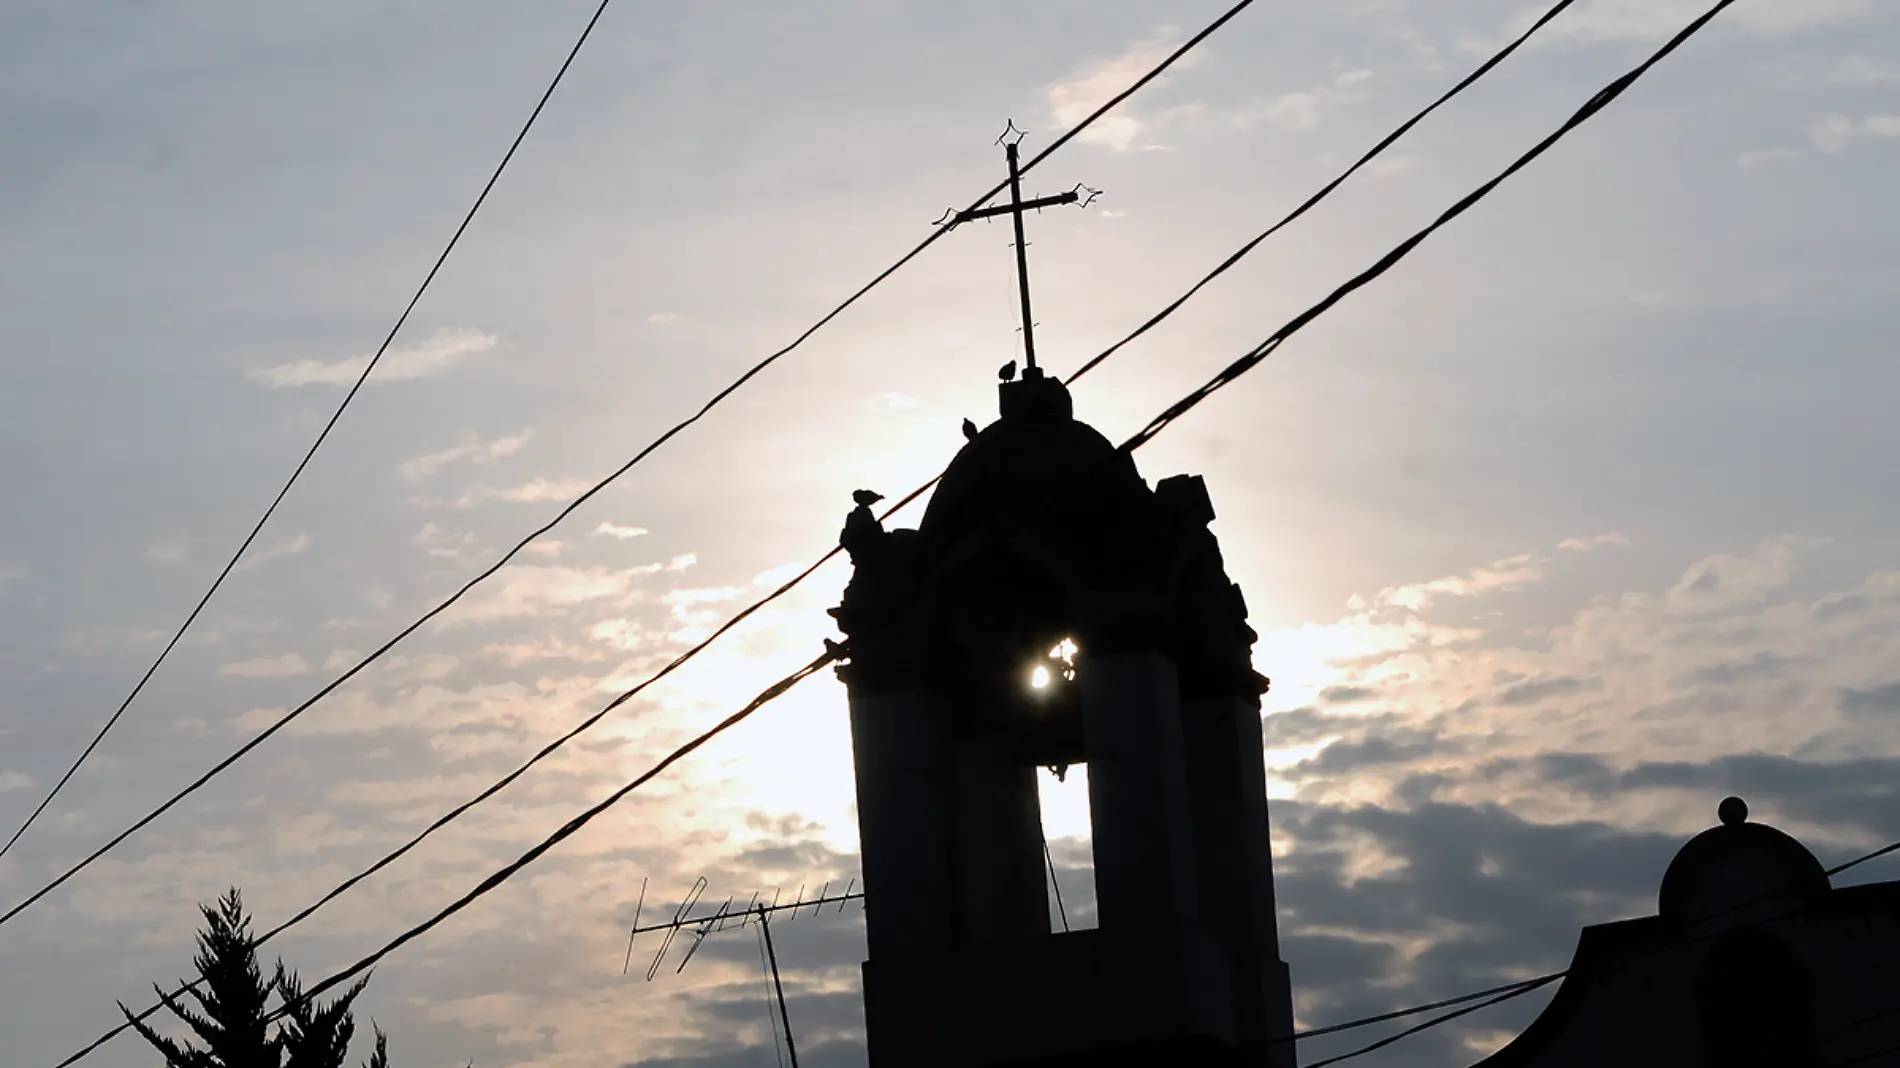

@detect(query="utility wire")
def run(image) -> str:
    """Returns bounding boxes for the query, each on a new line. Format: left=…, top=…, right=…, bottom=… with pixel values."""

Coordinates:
left=1063, top=0, right=1581, bottom=385
left=260, top=647, right=840, bottom=1023
left=65, top=0, right=1582, bottom=951
left=0, top=0, right=622, bottom=862
left=50, top=3, right=1731, bottom=1059
left=1269, top=810, right=1899, bottom=1061
left=1117, top=0, right=1741, bottom=456
left=211, top=0, right=1744, bottom=1033
left=1278, top=974, right=1565, bottom=1047
left=0, top=0, right=1258, bottom=930
left=49, top=567, right=842, bottom=1067
left=1302, top=974, right=1563, bottom=1068
left=1044, top=837, right=1070, bottom=933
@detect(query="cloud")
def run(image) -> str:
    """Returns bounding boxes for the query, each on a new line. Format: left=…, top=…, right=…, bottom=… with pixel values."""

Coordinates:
left=594, top=522, right=650, bottom=540
left=398, top=429, right=532, bottom=480
left=1045, top=30, right=1196, bottom=151
left=647, top=312, right=682, bottom=325
left=1809, top=114, right=1900, bottom=154
left=1665, top=535, right=1827, bottom=614
left=1557, top=533, right=1629, bottom=552
left=234, top=531, right=311, bottom=571
left=44, top=524, right=1900, bottom=1068
left=1046, top=37, right=1369, bottom=152
left=455, top=477, right=591, bottom=508
left=1230, top=70, right=1376, bottom=133
left=413, top=523, right=481, bottom=563
left=1320, top=685, right=1379, bottom=705
left=1485, top=0, right=1875, bottom=46
left=1738, top=147, right=1803, bottom=171
left=482, top=637, right=607, bottom=667
left=1840, top=680, right=1900, bottom=717
left=867, top=392, right=918, bottom=411
left=449, top=564, right=658, bottom=624
left=753, top=562, right=807, bottom=589
left=1494, top=674, right=1602, bottom=707
left=248, top=327, right=496, bottom=388
left=1379, top=554, right=1545, bottom=611
left=218, top=653, right=311, bottom=679
left=1367, top=153, right=1424, bottom=179
left=145, top=540, right=190, bottom=565
left=663, top=586, right=748, bottom=623
left=0, top=771, right=33, bottom=793
left=1825, top=56, right=1899, bottom=86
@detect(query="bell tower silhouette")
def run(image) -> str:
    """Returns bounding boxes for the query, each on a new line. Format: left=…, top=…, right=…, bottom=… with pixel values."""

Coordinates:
left=831, top=368, right=1296, bottom=1067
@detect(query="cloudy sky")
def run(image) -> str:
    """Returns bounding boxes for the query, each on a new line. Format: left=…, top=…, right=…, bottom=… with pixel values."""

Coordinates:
left=2, top=0, right=1898, bottom=1065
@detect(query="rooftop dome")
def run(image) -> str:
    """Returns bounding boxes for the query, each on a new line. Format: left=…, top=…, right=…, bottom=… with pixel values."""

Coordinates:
left=1658, top=796, right=1829, bottom=929
left=916, top=372, right=1153, bottom=575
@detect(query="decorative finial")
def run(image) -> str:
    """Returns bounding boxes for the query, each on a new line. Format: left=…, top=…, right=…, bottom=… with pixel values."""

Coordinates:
left=961, top=418, right=979, bottom=441
left=1718, top=796, right=1748, bottom=827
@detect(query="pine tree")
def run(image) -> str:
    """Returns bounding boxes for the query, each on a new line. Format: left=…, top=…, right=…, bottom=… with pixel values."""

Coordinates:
left=121, top=888, right=391, bottom=1068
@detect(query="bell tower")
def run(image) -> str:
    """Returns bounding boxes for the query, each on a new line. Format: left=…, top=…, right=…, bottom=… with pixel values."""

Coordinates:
left=831, top=368, right=1296, bottom=1067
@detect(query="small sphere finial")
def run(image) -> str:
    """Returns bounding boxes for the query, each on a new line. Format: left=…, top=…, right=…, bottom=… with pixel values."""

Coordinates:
left=1718, top=796, right=1748, bottom=827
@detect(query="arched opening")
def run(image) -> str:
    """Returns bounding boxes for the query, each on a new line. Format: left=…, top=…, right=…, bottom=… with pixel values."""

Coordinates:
left=1694, top=928, right=1818, bottom=1068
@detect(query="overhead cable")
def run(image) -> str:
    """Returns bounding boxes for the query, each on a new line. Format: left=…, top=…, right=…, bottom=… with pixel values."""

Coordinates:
left=51, top=1, right=1742, bottom=1060
left=0, top=0, right=623, bottom=862
left=0, top=0, right=1261, bottom=928
left=221, top=0, right=1744, bottom=1037
left=20, top=0, right=1582, bottom=962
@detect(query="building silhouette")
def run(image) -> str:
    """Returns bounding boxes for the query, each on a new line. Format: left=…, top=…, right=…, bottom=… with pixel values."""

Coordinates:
left=1477, top=796, right=1900, bottom=1067
left=827, top=367, right=1900, bottom=1068
left=832, top=368, right=1295, bottom=1066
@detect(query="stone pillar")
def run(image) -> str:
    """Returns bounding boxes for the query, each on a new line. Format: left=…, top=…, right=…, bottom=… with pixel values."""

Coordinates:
left=1184, top=695, right=1297, bottom=1068
left=950, top=732, right=1050, bottom=944
left=1080, top=652, right=1201, bottom=930
left=848, top=689, right=955, bottom=959
left=1076, top=652, right=1240, bottom=1054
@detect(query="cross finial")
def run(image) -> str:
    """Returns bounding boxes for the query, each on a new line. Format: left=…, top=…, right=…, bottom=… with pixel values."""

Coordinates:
left=944, top=123, right=1099, bottom=379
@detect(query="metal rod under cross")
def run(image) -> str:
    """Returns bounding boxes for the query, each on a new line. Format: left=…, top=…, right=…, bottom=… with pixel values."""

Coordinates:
left=951, top=125, right=1099, bottom=377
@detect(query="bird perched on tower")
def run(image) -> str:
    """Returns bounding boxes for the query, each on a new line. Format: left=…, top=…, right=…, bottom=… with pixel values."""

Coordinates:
left=841, top=490, right=886, bottom=562
left=998, top=360, right=1018, bottom=382
left=962, top=418, right=979, bottom=441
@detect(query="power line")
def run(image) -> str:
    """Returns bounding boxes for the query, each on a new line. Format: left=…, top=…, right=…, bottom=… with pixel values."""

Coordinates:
left=0, top=0, right=1259, bottom=930
left=1270, top=817, right=1900, bottom=1063
left=1063, top=0, right=1582, bottom=385
left=1043, top=837, right=1071, bottom=933
left=260, top=647, right=841, bottom=1026
left=0, top=0, right=623, bottom=862
left=49, top=575, right=838, bottom=1064
left=38, top=0, right=1583, bottom=953
left=1279, top=974, right=1565, bottom=1047
left=218, top=0, right=1744, bottom=1032
left=1302, top=974, right=1563, bottom=1068
left=48, top=2, right=1730, bottom=1058
left=1117, top=0, right=1742, bottom=456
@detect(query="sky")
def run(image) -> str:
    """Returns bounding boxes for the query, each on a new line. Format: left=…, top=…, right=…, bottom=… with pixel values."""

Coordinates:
left=1, top=0, right=1898, bottom=1065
